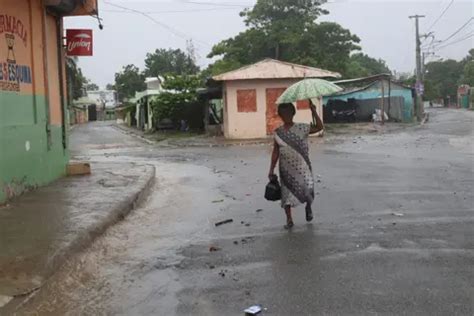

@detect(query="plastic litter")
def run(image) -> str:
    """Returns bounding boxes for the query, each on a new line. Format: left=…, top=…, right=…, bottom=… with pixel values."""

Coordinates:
left=244, top=305, right=262, bottom=315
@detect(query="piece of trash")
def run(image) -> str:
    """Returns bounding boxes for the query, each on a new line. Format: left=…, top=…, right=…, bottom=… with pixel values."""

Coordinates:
left=391, top=212, right=404, bottom=217
left=209, top=246, right=221, bottom=252
left=392, top=222, right=397, bottom=225
left=245, top=223, right=251, bottom=227
left=256, top=209, right=263, bottom=213
left=244, top=305, right=262, bottom=315
left=212, top=199, right=224, bottom=203
left=215, top=219, right=233, bottom=227
left=317, top=179, right=321, bottom=183
left=219, top=270, right=226, bottom=277
left=233, top=241, right=239, bottom=245
left=241, top=221, right=245, bottom=224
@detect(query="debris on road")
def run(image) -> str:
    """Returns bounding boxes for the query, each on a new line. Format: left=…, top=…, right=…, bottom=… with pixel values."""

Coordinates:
left=212, top=199, right=224, bottom=203
left=244, top=305, right=262, bottom=315
left=391, top=212, right=404, bottom=217
left=233, top=240, right=239, bottom=245
left=209, top=246, right=221, bottom=252
left=255, top=209, right=263, bottom=213
left=215, top=219, right=233, bottom=226
left=241, top=236, right=255, bottom=244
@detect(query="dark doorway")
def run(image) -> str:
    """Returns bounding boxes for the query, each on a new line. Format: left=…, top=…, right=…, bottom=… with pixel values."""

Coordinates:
left=88, top=104, right=97, bottom=121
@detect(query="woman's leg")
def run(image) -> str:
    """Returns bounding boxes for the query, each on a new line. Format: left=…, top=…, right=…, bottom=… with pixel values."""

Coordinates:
left=305, top=202, right=313, bottom=222
left=284, top=205, right=294, bottom=229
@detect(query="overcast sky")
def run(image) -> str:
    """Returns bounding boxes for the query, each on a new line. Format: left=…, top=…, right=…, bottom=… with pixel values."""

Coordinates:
left=65, top=0, right=474, bottom=88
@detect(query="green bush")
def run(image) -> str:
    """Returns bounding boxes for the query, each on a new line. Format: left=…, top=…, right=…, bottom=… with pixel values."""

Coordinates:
left=151, top=75, right=204, bottom=129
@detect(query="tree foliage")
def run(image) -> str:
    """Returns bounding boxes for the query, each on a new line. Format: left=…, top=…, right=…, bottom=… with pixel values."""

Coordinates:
left=206, top=0, right=370, bottom=78
left=144, top=48, right=199, bottom=77
left=461, top=61, right=474, bottom=86
left=424, top=58, right=465, bottom=101
left=459, top=49, right=474, bottom=86
left=66, top=56, right=87, bottom=100
left=114, top=64, right=146, bottom=101
left=151, top=75, right=203, bottom=127
left=346, top=53, right=391, bottom=78
left=85, top=82, right=99, bottom=91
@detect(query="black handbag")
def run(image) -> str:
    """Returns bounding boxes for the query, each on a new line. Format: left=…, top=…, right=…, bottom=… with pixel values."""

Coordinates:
left=265, top=175, right=281, bottom=201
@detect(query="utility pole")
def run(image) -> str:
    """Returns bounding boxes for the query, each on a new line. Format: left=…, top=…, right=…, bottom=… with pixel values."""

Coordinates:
left=409, top=14, right=425, bottom=122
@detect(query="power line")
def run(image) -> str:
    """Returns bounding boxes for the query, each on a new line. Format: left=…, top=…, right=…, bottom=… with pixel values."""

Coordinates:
left=434, top=17, right=473, bottom=46
left=435, top=32, right=474, bottom=50
left=426, top=0, right=455, bottom=32
left=102, top=7, right=240, bottom=14
left=177, top=0, right=251, bottom=7
left=103, top=1, right=211, bottom=48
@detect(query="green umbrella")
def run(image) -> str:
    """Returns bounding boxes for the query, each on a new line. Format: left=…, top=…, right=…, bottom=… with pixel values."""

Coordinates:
left=276, top=78, right=343, bottom=104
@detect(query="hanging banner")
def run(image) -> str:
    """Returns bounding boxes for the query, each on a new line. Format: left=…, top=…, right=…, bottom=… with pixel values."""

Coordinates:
left=66, top=29, right=93, bottom=56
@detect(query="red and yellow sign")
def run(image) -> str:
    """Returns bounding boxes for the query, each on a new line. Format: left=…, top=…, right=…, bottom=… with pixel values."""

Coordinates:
left=0, top=13, right=32, bottom=93
left=66, top=29, right=93, bottom=56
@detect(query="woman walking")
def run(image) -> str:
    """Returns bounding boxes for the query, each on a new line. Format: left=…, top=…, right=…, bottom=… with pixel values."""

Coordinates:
left=268, top=101, right=324, bottom=229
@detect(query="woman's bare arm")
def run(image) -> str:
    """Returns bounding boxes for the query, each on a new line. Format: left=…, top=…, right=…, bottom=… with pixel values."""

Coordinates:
left=269, top=141, right=280, bottom=179
left=309, top=101, right=324, bottom=134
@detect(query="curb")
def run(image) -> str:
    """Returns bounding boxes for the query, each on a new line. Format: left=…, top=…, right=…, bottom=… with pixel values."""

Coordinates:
left=4, top=164, right=156, bottom=310
left=166, top=139, right=273, bottom=148
left=112, top=124, right=156, bottom=145
left=112, top=124, right=273, bottom=148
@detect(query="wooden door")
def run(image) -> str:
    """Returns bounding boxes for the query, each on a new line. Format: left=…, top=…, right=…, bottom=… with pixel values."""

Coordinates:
left=266, top=88, right=286, bottom=135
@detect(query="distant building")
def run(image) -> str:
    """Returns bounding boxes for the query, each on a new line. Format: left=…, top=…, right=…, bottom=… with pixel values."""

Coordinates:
left=134, top=77, right=163, bottom=131
left=457, top=85, right=471, bottom=109
left=212, top=59, right=341, bottom=139
left=86, top=90, right=118, bottom=109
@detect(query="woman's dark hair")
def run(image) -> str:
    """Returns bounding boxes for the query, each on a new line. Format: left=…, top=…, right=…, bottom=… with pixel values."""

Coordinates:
left=278, top=103, right=296, bottom=117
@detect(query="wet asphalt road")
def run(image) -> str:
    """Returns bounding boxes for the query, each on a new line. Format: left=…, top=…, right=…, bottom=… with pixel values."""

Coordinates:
left=13, top=108, right=473, bottom=315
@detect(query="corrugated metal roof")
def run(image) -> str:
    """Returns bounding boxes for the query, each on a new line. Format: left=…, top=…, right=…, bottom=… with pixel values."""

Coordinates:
left=213, top=58, right=341, bottom=81
left=333, top=73, right=391, bottom=85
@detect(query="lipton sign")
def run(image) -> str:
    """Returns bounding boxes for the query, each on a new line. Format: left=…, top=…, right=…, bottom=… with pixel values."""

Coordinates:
left=66, top=29, right=93, bottom=56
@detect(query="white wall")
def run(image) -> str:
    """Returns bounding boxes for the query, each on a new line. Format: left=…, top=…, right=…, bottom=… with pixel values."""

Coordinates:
left=223, top=79, right=323, bottom=139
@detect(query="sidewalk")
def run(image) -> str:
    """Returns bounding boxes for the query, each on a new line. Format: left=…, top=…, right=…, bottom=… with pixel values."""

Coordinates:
left=113, top=122, right=411, bottom=148
left=0, top=163, right=155, bottom=305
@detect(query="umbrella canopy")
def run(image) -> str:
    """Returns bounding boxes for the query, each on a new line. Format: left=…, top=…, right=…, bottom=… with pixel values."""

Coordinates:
left=276, top=78, right=343, bottom=104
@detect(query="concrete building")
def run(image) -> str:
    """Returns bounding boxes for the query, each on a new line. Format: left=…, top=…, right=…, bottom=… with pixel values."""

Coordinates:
left=0, top=0, right=97, bottom=203
left=212, top=59, right=341, bottom=139
left=135, top=77, right=163, bottom=131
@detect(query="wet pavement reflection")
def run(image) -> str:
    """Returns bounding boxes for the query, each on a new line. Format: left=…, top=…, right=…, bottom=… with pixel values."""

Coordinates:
left=8, top=109, right=474, bottom=315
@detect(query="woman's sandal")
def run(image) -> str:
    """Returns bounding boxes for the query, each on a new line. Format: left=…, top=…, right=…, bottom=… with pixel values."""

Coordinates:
left=284, top=220, right=294, bottom=229
left=305, top=206, right=314, bottom=222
